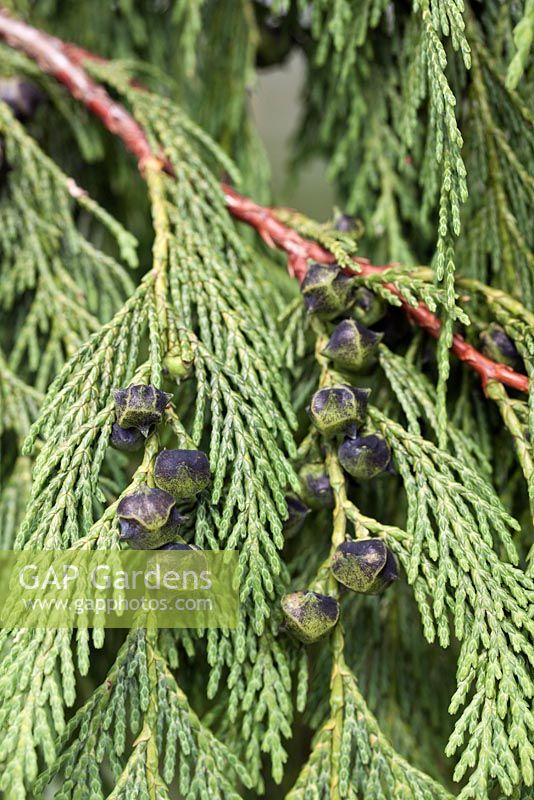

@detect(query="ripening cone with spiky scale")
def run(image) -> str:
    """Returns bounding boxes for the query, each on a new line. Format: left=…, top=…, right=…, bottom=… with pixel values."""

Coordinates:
left=154, top=449, right=210, bottom=499
left=299, top=463, right=334, bottom=509
left=338, top=434, right=391, bottom=480
left=331, top=538, right=398, bottom=594
left=114, top=384, right=172, bottom=437
left=301, top=263, right=353, bottom=319
left=110, top=422, right=144, bottom=452
left=281, top=590, right=340, bottom=644
left=117, top=484, right=185, bottom=549
left=308, top=384, right=370, bottom=438
left=323, top=319, right=383, bottom=372
left=352, top=287, right=387, bottom=326
left=480, top=323, right=522, bottom=370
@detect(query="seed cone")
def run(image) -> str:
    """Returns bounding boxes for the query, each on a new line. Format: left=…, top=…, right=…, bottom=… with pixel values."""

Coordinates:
left=154, top=449, right=210, bottom=499
left=283, top=494, right=311, bottom=537
left=114, top=384, right=171, bottom=436
left=480, top=323, right=522, bottom=370
left=281, top=590, right=339, bottom=644
left=323, top=319, right=382, bottom=372
left=338, top=435, right=391, bottom=480
left=163, top=346, right=194, bottom=379
left=301, top=263, right=353, bottom=319
left=331, top=538, right=398, bottom=594
left=299, top=463, right=334, bottom=510
left=352, top=287, right=386, bottom=326
left=110, top=423, right=144, bottom=452
left=308, top=384, right=370, bottom=438
left=334, top=213, right=358, bottom=233
left=0, top=78, right=44, bottom=122
left=159, top=542, right=201, bottom=551
left=117, top=485, right=184, bottom=549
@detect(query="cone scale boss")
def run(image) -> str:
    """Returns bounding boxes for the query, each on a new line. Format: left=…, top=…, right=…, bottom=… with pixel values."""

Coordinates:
left=117, top=485, right=185, bottom=549
left=114, top=384, right=172, bottom=436
left=331, top=538, right=398, bottom=594
left=323, top=319, right=383, bottom=372
left=308, top=384, right=370, bottom=438
left=154, top=448, right=210, bottom=499
left=281, top=590, right=340, bottom=644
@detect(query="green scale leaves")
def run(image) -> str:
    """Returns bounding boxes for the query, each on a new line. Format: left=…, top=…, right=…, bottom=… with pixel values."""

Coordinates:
left=0, top=68, right=301, bottom=795
left=0, top=5, right=533, bottom=800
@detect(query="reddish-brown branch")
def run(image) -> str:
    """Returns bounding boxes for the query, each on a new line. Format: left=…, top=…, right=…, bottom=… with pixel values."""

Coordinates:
left=0, top=9, right=528, bottom=394
left=216, top=187, right=529, bottom=393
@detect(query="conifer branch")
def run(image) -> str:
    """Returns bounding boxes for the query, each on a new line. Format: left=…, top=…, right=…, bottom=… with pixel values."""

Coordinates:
left=0, top=4, right=532, bottom=799
left=283, top=332, right=454, bottom=799
left=0, top=7, right=529, bottom=397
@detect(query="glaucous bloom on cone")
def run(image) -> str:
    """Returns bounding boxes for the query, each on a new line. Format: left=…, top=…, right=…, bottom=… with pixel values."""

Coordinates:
left=301, top=263, right=353, bottom=319
left=338, top=434, right=391, bottom=480
left=159, top=542, right=200, bottom=550
left=281, top=590, right=340, bottom=644
left=114, top=384, right=171, bottom=436
left=117, top=485, right=185, bottom=549
left=154, top=449, right=210, bottom=499
left=331, top=538, right=398, bottom=594
left=110, top=422, right=144, bottom=452
left=323, top=319, right=383, bottom=371
left=480, top=323, right=522, bottom=370
left=334, top=213, right=358, bottom=233
left=308, top=384, right=370, bottom=437
left=352, top=287, right=387, bottom=326
left=299, top=463, right=334, bottom=509
left=283, top=494, right=311, bottom=537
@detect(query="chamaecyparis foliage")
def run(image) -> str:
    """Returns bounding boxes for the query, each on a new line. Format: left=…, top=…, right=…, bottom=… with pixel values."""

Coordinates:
left=32, top=630, right=252, bottom=800
left=0, top=51, right=300, bottom=796
left=0, top=2, right=532, bottom=800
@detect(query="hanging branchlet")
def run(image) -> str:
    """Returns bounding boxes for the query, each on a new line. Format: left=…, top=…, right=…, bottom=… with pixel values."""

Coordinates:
left=281, top=270, right=534, bottom=798
left=0, top=7, right=532, bottom=800
left=0, top=102, right=136, bottom=391
left=280, top=315, right=452, bottom=799
left=0, top=57, right=303, bottom=791
left=31, top=630, right=252, bottom=800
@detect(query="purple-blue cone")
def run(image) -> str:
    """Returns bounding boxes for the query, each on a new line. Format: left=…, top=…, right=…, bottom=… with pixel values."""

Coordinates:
left=117, top=485, right=184, bottom=549
left=301, top=263, right=353, bottom=319
left=480, top=323, right=521, bottom=370
left=299, top=463, right=334, bottom=510
left=110, top=422, right=144, bottom=453
left=308, top=384, right=370, bottom=438
left=154, top=449, right=210, bottom=500
left=114, top=384, right=171, bottom=436
left=281, top=590, right=340, bottom=644
left=159, top=542, right=201, bottom=551
left=352, top=287, right=386, bottom=326
left=323, top=319, right=382, bottom=371
left=338, top=435, right=391, bottom=480
left=331, top=538, right=398, bottom=594
left=334, top=213, right=358, bottom=233
left=283, top=494, right=311, bottom=537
